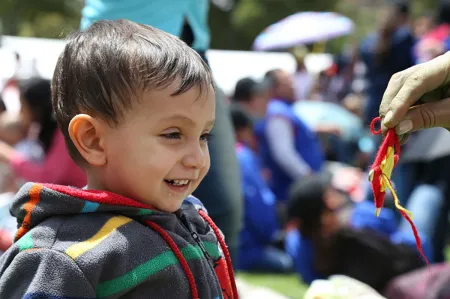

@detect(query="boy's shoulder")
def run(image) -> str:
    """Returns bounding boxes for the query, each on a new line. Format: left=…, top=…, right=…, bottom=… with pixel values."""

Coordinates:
left=5, top=195, right=217, bottom=261
left=182, top=195, right=208, bottom=214
left=6, top=195, right=211, bottom=259
left=180, top=196, right=222, bottom=240
left=2, top=212, right=161, bottom=262
left=0, top=204, right=223, bottom=298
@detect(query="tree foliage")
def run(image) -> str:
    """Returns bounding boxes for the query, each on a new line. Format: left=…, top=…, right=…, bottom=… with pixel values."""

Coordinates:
left=0, top=0, right=82, bottom=37
left=0, top=0, right=440, bottom=50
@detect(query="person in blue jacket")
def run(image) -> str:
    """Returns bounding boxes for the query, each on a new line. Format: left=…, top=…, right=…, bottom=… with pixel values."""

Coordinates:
left=255, top=69, right=325, bottom=203
left=285, top=174, right=433, bottom=291
left=230, top=106, right=293, bottom=273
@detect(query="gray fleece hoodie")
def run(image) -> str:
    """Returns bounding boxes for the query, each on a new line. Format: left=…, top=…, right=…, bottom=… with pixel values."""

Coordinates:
left=0, top=182, right=237, bottom=299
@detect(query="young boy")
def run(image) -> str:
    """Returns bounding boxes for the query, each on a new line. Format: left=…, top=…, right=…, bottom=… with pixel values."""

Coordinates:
left=0, top=20, right=237, bottom=299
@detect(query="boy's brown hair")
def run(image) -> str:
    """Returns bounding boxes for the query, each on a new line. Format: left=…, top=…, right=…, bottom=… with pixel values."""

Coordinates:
left=52, top=19, right=213, bottom=162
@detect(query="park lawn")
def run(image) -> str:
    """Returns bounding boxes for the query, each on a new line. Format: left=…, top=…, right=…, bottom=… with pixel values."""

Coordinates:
left=237, top=272, right=307, bottom=299
left=237, top=246, right=450, bottom=298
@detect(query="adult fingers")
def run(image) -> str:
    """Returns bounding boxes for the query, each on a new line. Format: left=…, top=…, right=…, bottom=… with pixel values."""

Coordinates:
left=380, top=64, right=423, bottom=117
left=394, top=98, right=450, bottom=135
left=382, top=52, right=450, bottom=128
left=399, top=133, right=409, bottom=145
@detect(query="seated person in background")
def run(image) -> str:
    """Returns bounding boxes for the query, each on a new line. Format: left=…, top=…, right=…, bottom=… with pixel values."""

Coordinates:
left=285, top=174, right=430, bottom=292
left=0, top=78, right=86, bottom=187
left=0, top=112, right=45, bottom=194
left=231, top=77, right=269, bottom=121
left=0, top=112, right=45, bottom=253
left=231, top=106, right=293, bottom=273
left=0, top=112, right=27, bottom=146
left=0, top=112, right=44, bottom=163
left=255, top=69, right=325, bottom=203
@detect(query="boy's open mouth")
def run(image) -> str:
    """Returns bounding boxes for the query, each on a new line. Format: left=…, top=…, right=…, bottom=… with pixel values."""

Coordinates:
left=164, top=179, right=190, bottom=186
left=164, top=179, right=191, bottom=194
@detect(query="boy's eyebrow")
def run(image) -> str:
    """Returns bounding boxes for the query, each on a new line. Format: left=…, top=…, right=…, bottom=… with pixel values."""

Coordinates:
left=162, top=114, right=215, bottom=127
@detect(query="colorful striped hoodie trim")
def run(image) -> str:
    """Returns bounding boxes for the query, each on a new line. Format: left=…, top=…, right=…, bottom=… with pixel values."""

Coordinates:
left=0, top=183, right=238, bottom=299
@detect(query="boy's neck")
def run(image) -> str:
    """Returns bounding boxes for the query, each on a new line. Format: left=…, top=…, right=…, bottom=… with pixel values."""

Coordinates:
left=86, top=172, right=105, bottom=191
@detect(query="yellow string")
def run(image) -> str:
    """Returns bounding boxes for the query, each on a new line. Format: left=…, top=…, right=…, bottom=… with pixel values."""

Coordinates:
left=381, top=173, right=413, bottom=219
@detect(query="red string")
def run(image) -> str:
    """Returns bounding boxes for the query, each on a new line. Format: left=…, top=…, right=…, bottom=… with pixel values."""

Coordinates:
left=199, top=210, right=239, bottom=299
left=370, top=117, right=401, bottom=170
left=398, top=209, right=429, bottom=265
left=369, top=117, right=429, bottom=265
left=145, top=220, right=200, bottom=299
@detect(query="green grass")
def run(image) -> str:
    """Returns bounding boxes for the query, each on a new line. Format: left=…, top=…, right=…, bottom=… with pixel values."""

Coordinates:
left=237, top=272, right=307, bottom=299
left=237, top=247, right=450, bottom=298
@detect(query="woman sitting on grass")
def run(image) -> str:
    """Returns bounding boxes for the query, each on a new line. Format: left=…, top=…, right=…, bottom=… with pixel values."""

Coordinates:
left=285, top=174, right=432, bottom=292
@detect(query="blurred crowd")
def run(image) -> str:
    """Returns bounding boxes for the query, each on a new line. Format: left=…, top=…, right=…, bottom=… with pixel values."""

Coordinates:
left=1, top=0, right=450, bottom=298
left=229, top=1, right=450, bottom=297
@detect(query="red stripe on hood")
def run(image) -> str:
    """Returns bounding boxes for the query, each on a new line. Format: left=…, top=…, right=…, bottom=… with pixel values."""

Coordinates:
left=43, top=184, right=154, bottom=209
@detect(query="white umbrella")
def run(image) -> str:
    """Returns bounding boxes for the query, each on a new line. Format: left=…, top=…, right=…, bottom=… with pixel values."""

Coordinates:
left=253, top=12, right=355, bottom=51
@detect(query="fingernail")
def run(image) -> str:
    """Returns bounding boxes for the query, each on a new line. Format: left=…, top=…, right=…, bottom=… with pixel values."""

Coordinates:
left=397, top=120, right=413, bottom=135
left=383, top=111, right=393, bottom=125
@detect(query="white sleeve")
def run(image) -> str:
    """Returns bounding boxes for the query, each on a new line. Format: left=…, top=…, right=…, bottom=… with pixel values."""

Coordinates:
left=265, top=117, right=312, bottom=179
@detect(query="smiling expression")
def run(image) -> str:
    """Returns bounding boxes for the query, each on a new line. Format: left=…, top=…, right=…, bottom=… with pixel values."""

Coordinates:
left=98, top=83, right=216, bottom=212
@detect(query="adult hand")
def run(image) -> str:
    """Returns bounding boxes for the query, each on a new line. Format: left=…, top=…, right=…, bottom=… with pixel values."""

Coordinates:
left=379, top=51, right=450, bottom=140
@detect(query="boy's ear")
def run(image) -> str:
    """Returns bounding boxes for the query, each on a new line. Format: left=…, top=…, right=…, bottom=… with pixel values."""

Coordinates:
left=68, top=114, right=106, bottom=166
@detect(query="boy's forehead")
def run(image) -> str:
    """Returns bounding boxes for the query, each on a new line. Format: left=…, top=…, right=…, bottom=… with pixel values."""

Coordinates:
left=136, top=84, right=215, bottom=120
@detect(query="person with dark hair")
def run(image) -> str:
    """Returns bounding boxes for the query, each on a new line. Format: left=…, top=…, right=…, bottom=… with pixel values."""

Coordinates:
left=359, top=0, right=415, bottom=125
left=232, top=77, right=269, bottom=120
left=438, top=0, right=450, bottom=25
left=0, top=78, right=86, bottom=187
left=285, top=174, right=433, bottom=292
left=0, top=20, right=238, bottom=299
left=255, top=69, right=325, bottom=203
left=415, top=0, right=450, bottom=63
left=413, top=11, right=435, bottom=38
left=230, top=105, right=292, bottom=273
left=80, top=0, right=242, bottom=267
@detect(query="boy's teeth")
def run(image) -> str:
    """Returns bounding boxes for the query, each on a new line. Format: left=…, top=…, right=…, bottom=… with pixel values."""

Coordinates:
left=168, top=180, right=189, bottom=186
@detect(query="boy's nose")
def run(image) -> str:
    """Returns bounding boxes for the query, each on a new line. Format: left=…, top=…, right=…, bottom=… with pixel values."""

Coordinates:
left=182, top=144, right=207, bottom=169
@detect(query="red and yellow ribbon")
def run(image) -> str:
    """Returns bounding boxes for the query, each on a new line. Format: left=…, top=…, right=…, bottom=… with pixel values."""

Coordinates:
left=369, top=117, right=428, bottom=265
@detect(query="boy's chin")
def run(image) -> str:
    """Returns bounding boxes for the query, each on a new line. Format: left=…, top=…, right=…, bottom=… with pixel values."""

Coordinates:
left=152, top=198, right=185, bottom=213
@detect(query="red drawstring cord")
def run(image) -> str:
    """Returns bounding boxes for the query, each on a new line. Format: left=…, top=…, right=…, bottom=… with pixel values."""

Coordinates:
left=199, top=210, right=239, bottom=299
left=145, top=220, right=200, bottom=299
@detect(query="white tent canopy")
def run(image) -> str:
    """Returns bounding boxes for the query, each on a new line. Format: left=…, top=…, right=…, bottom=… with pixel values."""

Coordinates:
left=1, top=36, right=333, bottom=96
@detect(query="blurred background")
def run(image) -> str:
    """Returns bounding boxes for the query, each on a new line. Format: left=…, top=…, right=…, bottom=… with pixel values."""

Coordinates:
left=0, top=0, right=438, bottom=49
left=2, top=0, right=450, bottom=298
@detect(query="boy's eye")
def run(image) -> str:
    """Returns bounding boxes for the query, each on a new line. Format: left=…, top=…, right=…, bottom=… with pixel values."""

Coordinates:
left=161, top=132, right=181, bottom=139
left=200, top=133, right=212, bottom=142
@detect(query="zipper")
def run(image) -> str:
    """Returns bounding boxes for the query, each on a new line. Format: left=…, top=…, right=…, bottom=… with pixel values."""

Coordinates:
left=176, top=211, right=223, bottom=296
left=177, top=211, right=213, bottom=264
left=177, top=210, right=219, bottom=262
left=190, top=230, right=213, bottom=261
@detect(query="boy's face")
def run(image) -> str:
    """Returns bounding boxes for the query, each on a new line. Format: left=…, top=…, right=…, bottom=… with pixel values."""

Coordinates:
left=99, top=83, right=215, bottom=212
